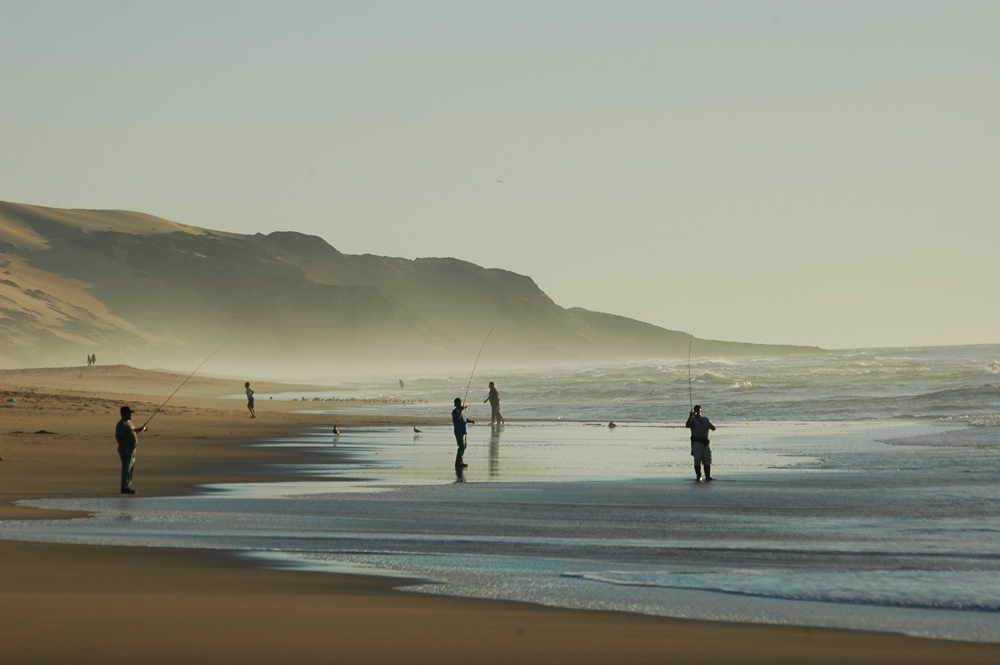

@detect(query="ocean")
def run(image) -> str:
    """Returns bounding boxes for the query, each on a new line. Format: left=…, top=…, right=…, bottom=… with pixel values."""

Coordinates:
left=264, top=344, right=1000, bottom=424
left=2, top=345, right=999, bottom=642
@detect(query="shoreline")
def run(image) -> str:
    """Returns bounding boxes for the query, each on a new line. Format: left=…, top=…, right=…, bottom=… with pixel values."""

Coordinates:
left=2, top=373, right=999, bottom=662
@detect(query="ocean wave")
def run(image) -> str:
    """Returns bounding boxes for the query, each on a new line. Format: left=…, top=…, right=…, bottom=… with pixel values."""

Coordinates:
left=563, top=569, right=1000, bottom=612
left=315, top=346, right=1000, bottom=422
left=695, top=372, right=734, bottom=384
left=901, top=384, right=1000, bottom=405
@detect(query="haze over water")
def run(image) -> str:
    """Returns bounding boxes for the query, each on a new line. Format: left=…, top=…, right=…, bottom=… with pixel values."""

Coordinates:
left=3, top=345, right=999, bottom=642
left=272, top=344, right=1000, bottom=423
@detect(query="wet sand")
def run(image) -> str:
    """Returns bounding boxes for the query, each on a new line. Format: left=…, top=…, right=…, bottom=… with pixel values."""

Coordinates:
left=1, top=367, right=998, bottom=664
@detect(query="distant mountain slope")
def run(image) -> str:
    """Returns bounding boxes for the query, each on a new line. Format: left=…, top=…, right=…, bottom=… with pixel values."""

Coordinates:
left=0, top=201, right=820, bottom=374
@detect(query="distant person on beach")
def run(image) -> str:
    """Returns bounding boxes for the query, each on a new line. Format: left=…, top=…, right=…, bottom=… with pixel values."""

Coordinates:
left=399, top=380, right=405, bottom=390
left=115, top=406, right=146, bottom=494
left=245, top=382, right=256, bottom=418
left=484, top=381, right=504, bottom=426
left=685, top=405, right=716, bottom=481
left=452, top=397, right=474, bottom=468
left=92, top=354, right=97, bottom=366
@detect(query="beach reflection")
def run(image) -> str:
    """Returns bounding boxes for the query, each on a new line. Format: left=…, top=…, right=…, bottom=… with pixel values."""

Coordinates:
left=489, top=427, right=501, bottom=478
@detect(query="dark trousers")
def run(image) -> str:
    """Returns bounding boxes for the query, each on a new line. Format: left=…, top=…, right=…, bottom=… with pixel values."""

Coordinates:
left=455, top=432, right=467, bottom=465
left=118, top=447, right=135, bottom=490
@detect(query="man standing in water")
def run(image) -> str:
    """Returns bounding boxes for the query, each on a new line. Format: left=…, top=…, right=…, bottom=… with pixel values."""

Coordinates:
left=115, top=406, right=146, bottom=494
left=484, top=381, right=504, bottom=427
left=685, top=404, right=716, bottom=481
left=452, top=397, right=475, bottom=468
left=245, top=382, right=256, bottom=418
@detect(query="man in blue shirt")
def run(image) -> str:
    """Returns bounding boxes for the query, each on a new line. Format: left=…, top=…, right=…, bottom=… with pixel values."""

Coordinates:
left=685, top=404, right=717, bottom=481
left=452, top=397, right=475, bottom=468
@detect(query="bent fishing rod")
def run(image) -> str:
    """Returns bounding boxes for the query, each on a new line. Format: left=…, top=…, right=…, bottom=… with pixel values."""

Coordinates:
left=462, top=327, right=495, bottom=408
left=688, top=325, right=697, bottom=413
left=140, top=348, right=220, bottom=429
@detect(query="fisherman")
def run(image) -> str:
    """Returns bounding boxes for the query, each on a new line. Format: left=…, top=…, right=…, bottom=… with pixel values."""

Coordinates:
left=484, top=381, right=504, bottom=426
left=245, top=382, right=256, bottom=418
left=452, top=397, right=474, bottom=468
left=115, top=406, right=146, bottom=494
left=685, top=404, right=716, bottom=481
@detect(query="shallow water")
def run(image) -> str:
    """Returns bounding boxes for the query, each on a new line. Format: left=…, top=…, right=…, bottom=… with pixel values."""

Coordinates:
left=3, top=420, right=999, bottom=642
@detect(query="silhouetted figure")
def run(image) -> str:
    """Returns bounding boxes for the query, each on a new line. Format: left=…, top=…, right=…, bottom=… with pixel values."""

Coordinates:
left=115, top=406, right=146, bottom=494
left=452, top=397, right=474, bottom=468
left=399, top=380, right=405, bottom=390
left=245, top=382, right=256, bottom=418
left=608, top=421, right=617, bottom=428
left=484, top=381, right=504, bottom=427
left=413, top=426, right=422, bottom=434
left=333, top=426, right=340, bottom=436
left=685, top=404, right=717, bottom=481
left=92, top=354, right=97, bottom=366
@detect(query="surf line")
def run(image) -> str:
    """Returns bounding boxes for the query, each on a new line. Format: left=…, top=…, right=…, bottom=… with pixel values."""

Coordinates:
left=141, top=348, right=220, bottom=429
left=462, top=327, right=495, bottom=407
left=688, top=325, right=697, bottom=412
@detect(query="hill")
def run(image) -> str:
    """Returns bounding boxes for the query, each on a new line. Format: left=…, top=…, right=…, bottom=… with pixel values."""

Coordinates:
left=0, top=201, right=820, bottom=375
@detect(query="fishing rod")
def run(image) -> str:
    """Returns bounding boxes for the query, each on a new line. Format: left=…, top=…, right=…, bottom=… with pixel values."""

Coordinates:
left=688, top=325, right=697, bottom=412
left=140, top=348, right=220, bottom=429
left=462, top=327, right=495, bottom=407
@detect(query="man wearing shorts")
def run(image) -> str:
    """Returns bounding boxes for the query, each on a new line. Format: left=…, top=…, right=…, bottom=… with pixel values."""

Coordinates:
left=484, top=381, right=504, bottom=427
left=685, top=404, right=716, bottom=481
left=245, top=382, right=256, bottom=418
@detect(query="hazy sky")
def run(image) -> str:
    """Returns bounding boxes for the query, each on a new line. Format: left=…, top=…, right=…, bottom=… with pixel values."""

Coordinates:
left=2, top=2, right=998, bottom=349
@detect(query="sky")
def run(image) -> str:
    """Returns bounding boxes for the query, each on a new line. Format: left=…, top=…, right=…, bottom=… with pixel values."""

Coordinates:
left=1, top=1, right=998, bottom=350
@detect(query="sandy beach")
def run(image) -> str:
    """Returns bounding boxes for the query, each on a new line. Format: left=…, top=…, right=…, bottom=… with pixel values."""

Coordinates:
left=2, top=367, right=998, bottom=664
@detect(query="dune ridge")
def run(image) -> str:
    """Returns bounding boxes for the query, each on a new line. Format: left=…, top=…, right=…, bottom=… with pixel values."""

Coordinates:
left=0, top=200, right=820, bottom=375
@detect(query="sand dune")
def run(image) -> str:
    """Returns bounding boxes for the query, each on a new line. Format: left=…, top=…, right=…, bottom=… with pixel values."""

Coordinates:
left=0, top=200, right=820, bottom=374
left=0, top=200, right=210, bottom=249
left=0, top=364, right=340, bottom=399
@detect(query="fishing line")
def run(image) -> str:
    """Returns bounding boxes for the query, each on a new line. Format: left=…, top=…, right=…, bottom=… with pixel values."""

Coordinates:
left=463, top=327, right=495, bottom=407
left=688, top=325, right=697, bottom=412
left=141, top=348, right=220, bottom=429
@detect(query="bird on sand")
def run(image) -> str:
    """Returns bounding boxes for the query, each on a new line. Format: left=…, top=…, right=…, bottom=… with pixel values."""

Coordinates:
left=413, top=427, right=423, bottom=434
left=608, top=421, right=617, bottom=428
left=333, top=426, right=340, bottom=436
